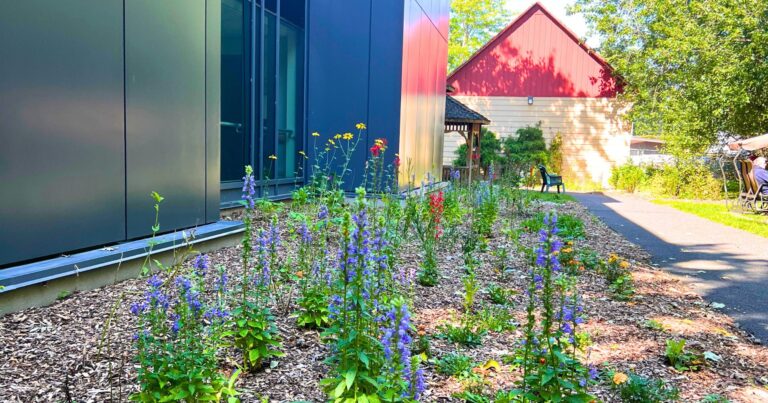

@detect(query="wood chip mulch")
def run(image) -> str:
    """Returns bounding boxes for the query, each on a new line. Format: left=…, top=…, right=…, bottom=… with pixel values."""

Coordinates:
left=1, top=198, right=767, bottom=402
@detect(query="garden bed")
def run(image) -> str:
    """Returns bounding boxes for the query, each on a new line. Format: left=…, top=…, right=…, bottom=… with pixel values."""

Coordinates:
left=1, top=195, right=767, bottom=402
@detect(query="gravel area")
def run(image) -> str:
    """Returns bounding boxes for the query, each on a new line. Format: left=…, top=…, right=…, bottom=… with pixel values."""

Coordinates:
left=1, top=197, right=767, bottom=402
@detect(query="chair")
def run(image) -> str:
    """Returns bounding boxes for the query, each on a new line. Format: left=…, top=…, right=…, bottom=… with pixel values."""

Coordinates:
left=538, top=165, right=565, bottom=193
left=737, top=159, right=768, bottom=212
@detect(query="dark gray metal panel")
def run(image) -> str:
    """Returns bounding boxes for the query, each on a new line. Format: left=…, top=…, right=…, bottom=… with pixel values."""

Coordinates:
left=206, top=0, right=222, bottom=222
left=0, top=0, right=125, bottom=266
left=125, top=0, right=208, bottom=238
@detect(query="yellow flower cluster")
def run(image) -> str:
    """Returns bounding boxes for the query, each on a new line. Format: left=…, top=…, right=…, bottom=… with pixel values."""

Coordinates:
left=311, top=131, right=320, bottom=137
left=613, top=372, right=628, bottom=385
left=608, top=253, right=619, bottom=264
left=298, top=150, right=307, bottom=158
left=619, top=261, right=631, bottom=269
left=268, top=154, right=277, bottom=160
left=356, top=122, right=367, bottom=130
left=342, top=132, right=354, bottom=140
left=334, top=133, right=342, bottom=140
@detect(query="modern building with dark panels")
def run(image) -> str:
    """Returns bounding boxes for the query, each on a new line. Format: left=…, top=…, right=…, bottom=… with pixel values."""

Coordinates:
left=0, top=0, right=448, bottom=269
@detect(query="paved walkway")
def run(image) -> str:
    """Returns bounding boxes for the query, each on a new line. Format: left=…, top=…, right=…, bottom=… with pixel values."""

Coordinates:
left=573, top=192, right=768, bottom=342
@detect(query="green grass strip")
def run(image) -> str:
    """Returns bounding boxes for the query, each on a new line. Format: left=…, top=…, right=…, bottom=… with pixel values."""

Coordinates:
left=653, top=199, right=768, bottom=238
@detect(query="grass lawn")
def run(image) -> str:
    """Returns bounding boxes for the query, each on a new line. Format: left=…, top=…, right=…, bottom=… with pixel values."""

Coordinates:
left=653, top=199, right=768, bottom=238
left=520, top=189, right=576, bottom=203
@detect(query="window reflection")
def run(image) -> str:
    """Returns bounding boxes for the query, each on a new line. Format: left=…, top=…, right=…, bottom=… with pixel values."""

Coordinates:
left=277, top=21, right=303, bottom=178
left=220, top=0, right=304, bottom=189
left=220, top=0, right=247, bottom=182
left=262, top=12, right=277, bottom=179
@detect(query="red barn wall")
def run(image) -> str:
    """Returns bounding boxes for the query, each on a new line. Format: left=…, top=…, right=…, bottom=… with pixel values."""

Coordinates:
left=448, top=4, right=618, bottom=98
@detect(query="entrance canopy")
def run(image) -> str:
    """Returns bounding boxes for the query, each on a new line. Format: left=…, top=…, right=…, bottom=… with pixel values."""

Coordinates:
left=728, top=134, right=768, bottom=151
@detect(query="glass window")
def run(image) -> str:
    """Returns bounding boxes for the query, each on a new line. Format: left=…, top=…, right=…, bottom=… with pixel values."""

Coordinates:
left=262, top=12, right=277, bottom=180
left=220, top=0, right=247, bottom=182
left=277, top=20, right=303, bottom=179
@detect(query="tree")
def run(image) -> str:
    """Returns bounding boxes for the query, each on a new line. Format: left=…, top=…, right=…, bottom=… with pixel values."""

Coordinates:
left=448, top=0, right=512, bottom=72
left=453, top=128, right=503, bottom=169
left=502, top=124, right=549, bottom=174
left=571, top=0, right=768, bottom=156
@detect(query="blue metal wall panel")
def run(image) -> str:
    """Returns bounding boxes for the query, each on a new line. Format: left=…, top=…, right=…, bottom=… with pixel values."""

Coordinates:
left=306, top=0, right=372, bottom=191
left=307, top=0, right=416, bottom=192
left=367, top=1, right=406, bottom=173
left=125, top=0, right=208, bottom=238
left=0, top=0, right=125, bottom=266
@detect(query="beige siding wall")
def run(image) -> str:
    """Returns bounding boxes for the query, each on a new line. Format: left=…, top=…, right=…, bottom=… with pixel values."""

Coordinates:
left=445, top=96, right=631, bottom=186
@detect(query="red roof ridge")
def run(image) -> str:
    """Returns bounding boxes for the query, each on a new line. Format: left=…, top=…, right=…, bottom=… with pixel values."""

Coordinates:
left=447, top=2, right=613, bottom=82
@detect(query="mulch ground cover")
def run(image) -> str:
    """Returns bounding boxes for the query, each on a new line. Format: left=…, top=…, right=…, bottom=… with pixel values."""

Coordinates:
left=1, top=198, right=767, bottom=402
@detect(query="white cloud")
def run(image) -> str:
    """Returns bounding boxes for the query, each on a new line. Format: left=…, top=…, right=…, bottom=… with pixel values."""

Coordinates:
left=504, top=0, right=600, bottom=48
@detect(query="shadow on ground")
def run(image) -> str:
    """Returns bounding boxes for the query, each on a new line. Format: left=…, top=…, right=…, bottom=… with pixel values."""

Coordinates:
left=574, top=192, right=768, bottom=343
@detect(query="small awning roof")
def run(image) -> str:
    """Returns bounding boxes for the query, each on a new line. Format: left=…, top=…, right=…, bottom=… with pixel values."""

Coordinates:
left=728, top=134, right=768, bottom=151
left=445, top=96, right=490, bottom=125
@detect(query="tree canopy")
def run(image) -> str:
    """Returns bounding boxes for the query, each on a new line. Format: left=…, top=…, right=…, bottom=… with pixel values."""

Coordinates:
left=448, top=0, right=511, bottom=73
left=571, top=0, right=768, bottom=155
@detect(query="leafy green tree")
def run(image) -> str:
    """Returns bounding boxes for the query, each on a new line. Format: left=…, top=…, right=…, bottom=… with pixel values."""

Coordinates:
left=571, top=0, right=768, bottom=155
left=453, top=128, right=503, bottom=169
left=503, top=124, right=549, bottom=173
left=449, top=0, right=512, bottom=72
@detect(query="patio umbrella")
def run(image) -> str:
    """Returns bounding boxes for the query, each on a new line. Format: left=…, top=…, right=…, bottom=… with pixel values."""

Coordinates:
left=728, top=133, right=768, bottom=151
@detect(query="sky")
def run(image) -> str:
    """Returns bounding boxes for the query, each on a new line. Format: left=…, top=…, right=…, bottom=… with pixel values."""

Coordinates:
left=504, top=0, right=600, bottom=48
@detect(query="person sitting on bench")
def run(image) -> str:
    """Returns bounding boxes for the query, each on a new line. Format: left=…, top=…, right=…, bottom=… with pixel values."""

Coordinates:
left=754, top=157, right=768, bottom=194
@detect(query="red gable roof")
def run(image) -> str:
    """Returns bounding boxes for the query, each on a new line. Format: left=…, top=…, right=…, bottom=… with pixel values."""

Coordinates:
left=448, top=2, right=621, bottom=98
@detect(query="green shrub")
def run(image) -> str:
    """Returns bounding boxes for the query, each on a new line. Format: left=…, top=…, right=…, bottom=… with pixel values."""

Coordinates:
left=610, top=162, right=647, bottom=193
left=454, top=128, right=503, bottom=170
left=646, top=162, right=722, bottom=199
left=502, top=124, right=548, bottom=172
left=610, top=371, right=680, bottom=402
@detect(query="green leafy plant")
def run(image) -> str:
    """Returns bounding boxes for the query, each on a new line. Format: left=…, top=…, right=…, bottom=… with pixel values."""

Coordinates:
left=418, top=260, right=440, bottom=287
left=295, top=286, right=330, bottom=329
left=438, top=323, right=486, bottom=347
left=521, top=212, right=585, bottom=240
left=498, top=212, right=595, bottom=401
left=609, top=273, right=635, bottom=301
left=700, top=394, right=731, bottom=403
left=644, top=319, right=666, bottom=332
left=577, top=247, right=603, bottom=271
left=609, top=371, right=680, bottom=402
left=322, top=190, right=425, bottom=402
left=435, top=353, right=476, bottom=378
left=476, top=305, right=516, bottom=333
left=665, top=338, right=704, bottom=372
left=131, top=193, right=235, bottom=402
left=228, top=168, right=284, bottom=372
left=230, top=301, right=284, bottom=371
left=472, top=182, right=498, bottom=238
left=486, top=283, right=515, bottom=305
